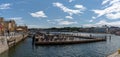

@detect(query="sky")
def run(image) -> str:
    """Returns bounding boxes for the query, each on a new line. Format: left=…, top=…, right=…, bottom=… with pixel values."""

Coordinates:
left=0, top=0, right=120, bottom=28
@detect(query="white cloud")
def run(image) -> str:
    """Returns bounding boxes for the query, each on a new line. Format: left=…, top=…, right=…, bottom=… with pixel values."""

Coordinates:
left=30, top=11, right=47, bottom=18
left=74, top=5, right=86, bottom=10
left=92, top=16, right=96, bottom=19
left=84, top=20, right=120, bottom=27
left=106, top=12, right=120, bottom=19
left=68, top=0, right=74, bottom=2
left=54, top=19, right=63, bottom=22
left=47, top=20, right=50, bottom=22
left=53, top=2, right=86, bottom=16
left=96, top=20, right=108, bottom=25
left=47, top=20, right=55, bottom=24
left=28, top=25, right=40, bottom=28
left=102, top=0, right=119, bottom=5
left=65, top=16, right=73, bottom=19
left=0, top=3, right=11, bottom=9
left=6, top=17, right=24, bottom=25
left=47, top=19, right=77, bottom=25
left=93, top=0, right=120, bottom=19
left=58, top=20, right=77, bottom=25
left=89, top=20, right=93, bottom=22
left=102, top=0, right=110, bottom=5
left=96, top=20, right=120, bottom=27
left=83, top=24, right=96, bottom=27
left=56, top=19, right=77, bottom=25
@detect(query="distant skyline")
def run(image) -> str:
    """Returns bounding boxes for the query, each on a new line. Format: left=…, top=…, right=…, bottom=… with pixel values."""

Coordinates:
left=0, top=0, right=120, bottom=28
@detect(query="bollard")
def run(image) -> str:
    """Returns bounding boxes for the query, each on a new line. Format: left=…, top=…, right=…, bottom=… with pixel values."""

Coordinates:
left=118, top=49, right=120, bottom=54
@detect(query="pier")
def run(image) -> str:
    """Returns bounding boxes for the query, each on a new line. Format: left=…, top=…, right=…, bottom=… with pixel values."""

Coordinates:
left=33, top=32, right=107, bottom=45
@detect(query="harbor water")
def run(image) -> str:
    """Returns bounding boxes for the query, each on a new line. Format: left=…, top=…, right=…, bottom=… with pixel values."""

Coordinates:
left=0, top=33, right=120, bottom=57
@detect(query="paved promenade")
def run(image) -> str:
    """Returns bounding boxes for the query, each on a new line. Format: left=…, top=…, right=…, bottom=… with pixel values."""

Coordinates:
left=108, top=52, right=120, bottom=57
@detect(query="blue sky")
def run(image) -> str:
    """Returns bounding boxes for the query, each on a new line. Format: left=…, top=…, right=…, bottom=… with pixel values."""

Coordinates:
left=0, top=0, right=120, bottom=28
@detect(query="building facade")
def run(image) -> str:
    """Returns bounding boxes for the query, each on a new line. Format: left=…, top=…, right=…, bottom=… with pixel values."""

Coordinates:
left=16, top=26, right=28, bottom=32
left=0, top=17, right=17, bottom=35
left=0, top=17, right=4, bottom=35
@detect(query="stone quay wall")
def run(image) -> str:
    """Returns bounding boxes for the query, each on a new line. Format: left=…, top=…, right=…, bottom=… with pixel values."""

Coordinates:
left=0, top=36, right=9, bottom=54
left=0, top=33, right=28, bottom=54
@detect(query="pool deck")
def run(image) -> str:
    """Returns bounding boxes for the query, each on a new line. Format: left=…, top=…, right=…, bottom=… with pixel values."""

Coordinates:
left=108, top=52, right=120, bottom=57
